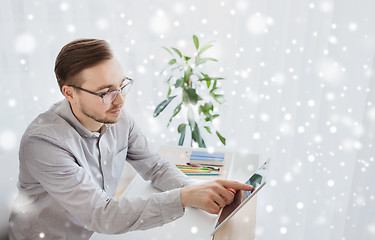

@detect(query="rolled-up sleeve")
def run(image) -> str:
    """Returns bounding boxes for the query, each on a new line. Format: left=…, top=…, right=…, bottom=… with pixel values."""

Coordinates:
left=21, top=134, right=186, bottom=234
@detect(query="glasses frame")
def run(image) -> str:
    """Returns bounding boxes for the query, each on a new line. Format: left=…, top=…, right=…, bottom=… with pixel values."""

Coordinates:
left=69, top=77, right=133, bottom=104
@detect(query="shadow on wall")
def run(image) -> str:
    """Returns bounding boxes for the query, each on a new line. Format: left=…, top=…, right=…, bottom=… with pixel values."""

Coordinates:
left=0, top=150, right=19, bottom=240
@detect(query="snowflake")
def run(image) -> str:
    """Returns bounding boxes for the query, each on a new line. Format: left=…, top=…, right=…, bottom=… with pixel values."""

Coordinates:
left=280, top=227, right=288, bottom=234
left=308, top=155, right=315, bottom=162
left=348, top=22, right=358, bottom=32
left=265, top=205, right=273, bottom=212
left=327, top=180, right=335, bottom=187
left=150, top=10, right=170, bottom=34
left=60, top=2, right=69, bottom=11
left=66, top=24, right=76, bottom=33
left=296, top=202, right=304, bottom=209
left=96, top=18, right=109, bottom=30
left=284, top=172, right=293, bottom=182
left=320, top=1, right=333, bottom=13
left=0, top=130, right=17, bottom=150
left=8, top=98, right=17, bottom=107
left=247, top=13, right=272, bottom=35
left=15, top=33, right=36, bottom=53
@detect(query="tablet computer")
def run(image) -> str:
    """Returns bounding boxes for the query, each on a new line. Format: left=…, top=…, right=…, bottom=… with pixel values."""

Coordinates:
left=211, top=158, right=270, bottom=235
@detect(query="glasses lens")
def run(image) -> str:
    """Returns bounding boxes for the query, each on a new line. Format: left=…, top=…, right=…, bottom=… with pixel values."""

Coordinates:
left=120, top=79, right=133, bottom=96
left=101, top=79, right=133, bottom=104
left=103, top=90, right=119, bottom=104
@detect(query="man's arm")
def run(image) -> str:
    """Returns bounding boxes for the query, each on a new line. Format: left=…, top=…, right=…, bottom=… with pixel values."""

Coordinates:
left=120, top=113, right=253, bottom=215
left=21, top=135, right=186, bottom=234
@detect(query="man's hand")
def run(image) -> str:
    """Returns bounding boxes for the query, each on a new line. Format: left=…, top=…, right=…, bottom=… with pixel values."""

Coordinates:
left=180, top=179, right=255, bottom=214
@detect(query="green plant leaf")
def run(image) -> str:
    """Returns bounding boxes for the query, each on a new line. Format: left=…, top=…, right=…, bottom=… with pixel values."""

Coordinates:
left=204, top=57, right=218, bottom=62
left=187, top=107, right=195, bottom=128
left=206, top=80, right=211, bottom=88
left=198, top=105, right=203, bottom=115
left=167, top=102, right=183, bottom=127
left=211, top=93, right=224, bottom=104
left=200, top=138, right=206, bottom=148
left=166, top=75, right=173, bottom=85
left=172, top=47, right=182, bottom=58
left=167, top=87, right=171, bottom=97
left=193, top=35, right=199, bottom=50
left=195, top=57, right=218, bottom=66
left=178, top=123, right=186, bottom=133
left=162, top=46, right=174, bottom=56
left=197, top=41, right=215, bottom=57
left=192, top=122, right=206, bottom=148
left=178, top=126, right=186, bottom=146
left=199, top=74, right=224, bottom=82
left=183, top=88, right=201, bottom=105
left=207, top=102, right=214, bottom=111
left=201, top=102, right=213, bottom=114
left=175, top=78, right=184, bottom=88
left=204, top=126, right=212, bottom=134
left=168, top=59, right=177, bottom=65
left=216, top=131, right=226, bottom=145
left=201, top=72, right=209, bottom=78
left=211, top=80, right=217, bottom=92
left=204, top=113, right=219, bottom=122
left=210, top=77, right=224, bottom=80
left=153, top=95, right=177, bottom=117
left=184, top=56, right=191, bottom=62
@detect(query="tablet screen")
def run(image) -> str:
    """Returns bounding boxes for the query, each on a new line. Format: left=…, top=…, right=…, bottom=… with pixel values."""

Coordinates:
left=214, top=161, right=268, bottom=229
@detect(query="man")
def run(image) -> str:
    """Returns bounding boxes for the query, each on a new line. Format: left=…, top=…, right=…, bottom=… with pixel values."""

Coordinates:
left=9, top=39, right=253, bottom=239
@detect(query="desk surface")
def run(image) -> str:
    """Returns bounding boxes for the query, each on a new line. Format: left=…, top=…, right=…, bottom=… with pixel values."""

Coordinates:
left=92, top=175, right=217, bottom=240
left=92, top=146, right=260, bottom=240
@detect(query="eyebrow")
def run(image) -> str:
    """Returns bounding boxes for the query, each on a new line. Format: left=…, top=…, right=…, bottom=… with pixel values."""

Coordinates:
left=95, top=77, right=126, bottom=92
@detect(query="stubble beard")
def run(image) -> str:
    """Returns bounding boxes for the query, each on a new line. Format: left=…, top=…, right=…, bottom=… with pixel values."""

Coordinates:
left=81, top=103, right=122, bottom=124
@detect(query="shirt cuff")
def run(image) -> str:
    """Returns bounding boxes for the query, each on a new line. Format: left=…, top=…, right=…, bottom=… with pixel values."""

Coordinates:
left=157, top=188, right=185, bottom=224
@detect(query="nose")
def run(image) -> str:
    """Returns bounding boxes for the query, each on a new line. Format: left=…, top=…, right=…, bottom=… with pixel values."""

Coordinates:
left=112, top=91, right=125, bottom=105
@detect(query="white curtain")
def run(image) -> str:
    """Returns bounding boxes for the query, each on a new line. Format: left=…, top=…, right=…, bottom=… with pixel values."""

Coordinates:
left=1, top=0, right=374, bottom=239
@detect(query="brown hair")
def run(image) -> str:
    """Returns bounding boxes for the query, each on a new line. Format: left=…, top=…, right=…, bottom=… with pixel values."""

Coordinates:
left=54, top=38, right=113, bottom=92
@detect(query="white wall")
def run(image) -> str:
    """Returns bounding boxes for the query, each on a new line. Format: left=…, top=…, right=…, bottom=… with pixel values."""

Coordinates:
left=1, top=0, right=375, bottom=239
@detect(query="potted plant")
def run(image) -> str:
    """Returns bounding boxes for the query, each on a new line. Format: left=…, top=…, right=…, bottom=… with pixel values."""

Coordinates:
left=153, top=35, right=226, bottom=148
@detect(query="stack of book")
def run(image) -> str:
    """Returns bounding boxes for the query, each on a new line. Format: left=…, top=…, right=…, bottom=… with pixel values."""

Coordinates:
left=176, top=165, right=220, bottom=176
left=189, top=151, right=225, bottom=166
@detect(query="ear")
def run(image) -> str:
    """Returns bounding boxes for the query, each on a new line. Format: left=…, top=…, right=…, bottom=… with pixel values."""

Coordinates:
left=62, top=85, right=77, bottom=104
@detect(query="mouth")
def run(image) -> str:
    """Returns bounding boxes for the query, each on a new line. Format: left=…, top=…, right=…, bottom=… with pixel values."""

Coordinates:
left=109, top=107, right=122, bottom=115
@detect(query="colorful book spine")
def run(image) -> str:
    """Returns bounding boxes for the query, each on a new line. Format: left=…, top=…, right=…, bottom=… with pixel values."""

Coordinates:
left=184, top=173, right=219, bottom=176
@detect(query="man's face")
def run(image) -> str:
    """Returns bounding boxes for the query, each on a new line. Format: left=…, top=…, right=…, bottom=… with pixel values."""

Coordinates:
left=73, top=58, right=126, bottom=126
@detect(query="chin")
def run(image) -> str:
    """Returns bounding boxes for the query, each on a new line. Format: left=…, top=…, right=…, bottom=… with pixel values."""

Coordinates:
left=103, top=115, right=121, bottom=124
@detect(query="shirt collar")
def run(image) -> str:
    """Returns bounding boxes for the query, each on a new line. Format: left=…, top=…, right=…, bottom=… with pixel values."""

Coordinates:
left=53, top=99, right=111, bottom=138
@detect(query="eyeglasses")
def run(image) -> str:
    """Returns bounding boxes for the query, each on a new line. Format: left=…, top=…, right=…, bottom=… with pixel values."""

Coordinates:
left=69, top=77, right=133, bottom=104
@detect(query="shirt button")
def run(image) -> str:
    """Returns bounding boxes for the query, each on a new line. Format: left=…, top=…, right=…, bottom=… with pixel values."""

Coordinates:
left=106, top=185, right=110, bottom=189
left=103, top=160, right=107, bottom=165
left=84, top=134, right=88, bottom=138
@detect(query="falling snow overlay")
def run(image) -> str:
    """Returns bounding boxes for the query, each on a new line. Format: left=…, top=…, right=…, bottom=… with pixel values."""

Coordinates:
left=1, top=0, right=375, bottom=239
